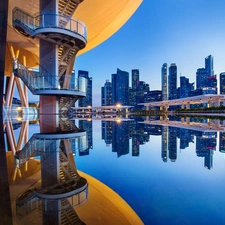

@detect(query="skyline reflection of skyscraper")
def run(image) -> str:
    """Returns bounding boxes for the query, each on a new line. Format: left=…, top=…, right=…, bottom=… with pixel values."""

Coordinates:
left=196, top=132, right=217, bottom=170
left=161, top=126, right=168, bottom=162
left=161, top=63, right=168, bottom=101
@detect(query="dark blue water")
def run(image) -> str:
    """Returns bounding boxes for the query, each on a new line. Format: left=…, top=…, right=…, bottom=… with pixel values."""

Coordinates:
left=74, top=119, right=225, bottom=225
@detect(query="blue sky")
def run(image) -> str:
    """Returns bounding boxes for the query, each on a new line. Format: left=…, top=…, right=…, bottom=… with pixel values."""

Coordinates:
left=75, top=0, right=225, bottom=106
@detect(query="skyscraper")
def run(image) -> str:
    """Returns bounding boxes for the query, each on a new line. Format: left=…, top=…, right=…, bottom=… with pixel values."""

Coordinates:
left=196, top=68, right=208, bottom=89
left=161, top=63, right=168, bottom=101
left=220, top=72, right=225, bottom=94
left=180, top=76, right=194, bottom=98
left=78, top=70, right=92, bottom=107
left=196, top=55, right=217, bottom=93
left=131, top=69, right=140, bottom=105
left=205, top=55, right=214, bottom=76
left=132, top=69, right=139, bottom=90
left=112, top=68, right=129, bottom=105
left=101, top=80, right=112, bottom=106
left=168, top=63, right=177, bottom=100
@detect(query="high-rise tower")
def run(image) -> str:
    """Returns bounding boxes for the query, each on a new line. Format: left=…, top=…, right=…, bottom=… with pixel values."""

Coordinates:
left=220, top=72, right=225, bottom=94
left=78, top=70, right=92, bottom=107
left=112, top=68, right=129, bottom=105
left=205, top=55, right=214, bottom=76
left=161, top=63, right=168, bottom=101
left=168, top=63, right=177, bottom=100
left=101, top=80, right=112, bottom=106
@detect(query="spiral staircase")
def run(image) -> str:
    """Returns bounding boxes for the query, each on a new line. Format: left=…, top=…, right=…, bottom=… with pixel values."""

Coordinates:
left=12, top=0, right=87, bottom=112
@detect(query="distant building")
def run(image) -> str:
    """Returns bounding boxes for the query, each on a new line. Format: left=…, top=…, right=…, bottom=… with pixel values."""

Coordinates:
left=180, top=76, right=194, bottom=98
left=78, top=70, right=92, bottom=107
left=112, top=68, right=129, bottom=105
left=189, top=88, right=203, bottom=97
left=220, top=72, right=225, bottom=94
left=144, top=90, right=162, bottom=102
left=131, top=69, right=140, bottom=105
left=205, top=55, right=214, bottom=76
left=196, top=68, right=208, bottom=89
left=168, top=63, right=177, bottom=100
left=136, top=81, right=149, bottom=104
left=196, top=55, right=217, bottom=93
left=132, top=69, right=139, bottom=90
left=161, top=63, right=168, bottom=101
left=101, top=80, right=112, bottom=106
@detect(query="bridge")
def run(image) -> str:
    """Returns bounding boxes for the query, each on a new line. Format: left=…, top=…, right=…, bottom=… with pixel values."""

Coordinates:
left=139, top=94, right=225, bottom=110
left=71, top=105, right=132, bottom=114
left=140, top=117, right=225, bottom=132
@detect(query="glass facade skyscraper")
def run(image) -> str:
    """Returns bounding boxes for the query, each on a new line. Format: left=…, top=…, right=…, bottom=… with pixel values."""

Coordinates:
left=205, top=55, right=214, bottom=76
left=196, top=55, right=217, bottom=94
left=78, top=70, right=92, bottom=107
left=132, top=69, right=139, bottom=90
left=101, top=80, right=112, bottom=106
left=168, top=63, right=177, bottom=100
left=161, top=63, right=168, bottom=101
left=220, top=72, right=225, bottom=94
left=180, top=76, right=194, bottom=98
left=112, top=68, right=129, bottom=105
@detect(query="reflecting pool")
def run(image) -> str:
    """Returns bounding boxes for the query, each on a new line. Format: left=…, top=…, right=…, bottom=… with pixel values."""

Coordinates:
left=2, top=115, right=225, bottom=225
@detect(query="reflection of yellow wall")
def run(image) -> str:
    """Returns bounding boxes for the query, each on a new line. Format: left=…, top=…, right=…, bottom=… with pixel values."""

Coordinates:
left=6, top=151, right=40, bottom=184
left=6, top=0, right=142, bottom=74
left=77, top=171, right=144, bottom=225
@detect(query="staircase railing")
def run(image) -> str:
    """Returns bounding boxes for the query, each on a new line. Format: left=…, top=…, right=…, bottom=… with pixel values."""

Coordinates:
left=13, top=59, right=59, bottom=92
left=13, top=7, right=87, bottom=40
left=13, top=59, right=87, bottom=93
left=15, top=137, right=57, bottom=168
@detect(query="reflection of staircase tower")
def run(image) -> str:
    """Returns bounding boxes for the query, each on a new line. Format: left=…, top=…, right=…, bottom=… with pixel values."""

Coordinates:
left=15, top=130, right=88, bottom=224
left=12, top=0, right=87, bottom=118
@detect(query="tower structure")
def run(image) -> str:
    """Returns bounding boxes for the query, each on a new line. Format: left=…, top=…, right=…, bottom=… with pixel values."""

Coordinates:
left=112, top=68, right=129, bottom=105
left=205, top=55, right=214, bottom=76
left=220, top=72, right=225, bottom=94
left=196, top=55, right=217, bottom=94
left=78, top=70, right=92, bottom=107
left=161, top=63, right=168, bottom=101
left=12, top=0, right=87, bottom=131
left=101, top=80, right=112, bottom=106
left=168, top=63, right=177, bottom=100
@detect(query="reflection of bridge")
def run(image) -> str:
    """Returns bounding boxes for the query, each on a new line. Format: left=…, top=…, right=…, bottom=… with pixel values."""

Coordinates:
left=140, top=118, right=225, bottom=132
left=139, top=94, right=225, bottom=110
left=71, top=106, right=132, bottom=114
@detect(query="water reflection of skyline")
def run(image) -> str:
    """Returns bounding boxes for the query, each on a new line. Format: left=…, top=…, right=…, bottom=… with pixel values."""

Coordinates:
left=6, top=117, right=225, bottom=171
left=2, top=117, right=145, bottom=225
left=77, top=117, right=225, bottom=170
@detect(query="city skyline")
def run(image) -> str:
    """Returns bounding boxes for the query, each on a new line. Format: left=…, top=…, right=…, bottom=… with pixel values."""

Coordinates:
left=75, top=0, right=225, bottom=106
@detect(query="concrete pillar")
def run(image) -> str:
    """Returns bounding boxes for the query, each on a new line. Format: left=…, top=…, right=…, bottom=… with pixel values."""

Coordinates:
left=186, top=102, right=190, bottom=109
left=181, top=103, right=184, bottom=109
left=160, top=106, right=163, bottom=110
left=0, top=0, right=8, bottom=114
left=215, top=119, right=220, bottom=127
left=146, top=105, right=149, bottom=110
left=207, top=101, right=211, bottom=108
left=215, top=99, right=220, bottom=107
left=186, top=117, right=190, bottom=124
left=39, top=0, right=58, bottom=114
left=0, top=4, right=13, bottom=220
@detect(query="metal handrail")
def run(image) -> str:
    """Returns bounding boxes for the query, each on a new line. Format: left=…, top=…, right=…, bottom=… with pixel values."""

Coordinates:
left=13, top=7, right=87, bottom=40
left=13, top=59, right=87, bottom=93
